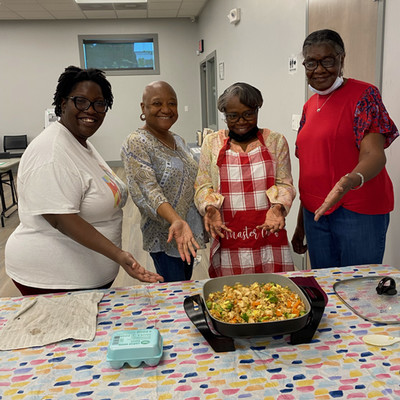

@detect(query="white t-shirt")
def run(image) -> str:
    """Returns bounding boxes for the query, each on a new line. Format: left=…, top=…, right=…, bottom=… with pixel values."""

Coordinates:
left=5, top=122, right=128, bottom=289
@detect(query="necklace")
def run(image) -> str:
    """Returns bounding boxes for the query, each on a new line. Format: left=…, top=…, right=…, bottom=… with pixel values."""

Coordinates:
left=153, top=133, right=176, bottom=150
left=316, top=92, right=335, bottom=112
left=145, top=127, right=176, bottom=150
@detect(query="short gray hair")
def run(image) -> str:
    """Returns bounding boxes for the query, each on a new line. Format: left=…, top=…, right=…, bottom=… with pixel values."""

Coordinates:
left=302, top=29, right=345, bottom=58
left=217, top=82, right=263, bottom=112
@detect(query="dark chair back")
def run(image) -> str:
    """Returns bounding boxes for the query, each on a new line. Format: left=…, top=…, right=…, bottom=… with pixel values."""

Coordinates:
left=3, top=135, right=28, bottom=157
left=0, top=152, right=11, bottom=159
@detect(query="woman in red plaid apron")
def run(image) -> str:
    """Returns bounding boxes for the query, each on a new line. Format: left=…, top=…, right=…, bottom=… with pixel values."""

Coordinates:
left=194, top=83, right=295, bottom=277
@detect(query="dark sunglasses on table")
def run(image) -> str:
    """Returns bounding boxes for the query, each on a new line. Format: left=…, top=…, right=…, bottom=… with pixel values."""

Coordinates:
left=302, top=55, right=339, bottom=71
left=67, top=96, right=109, bottom=113
left=224, top=108, right=258, bottom=123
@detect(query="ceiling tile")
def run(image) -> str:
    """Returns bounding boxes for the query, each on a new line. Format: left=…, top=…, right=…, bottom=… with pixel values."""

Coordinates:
left=148, top=2, right=181, bottom=10
left=0, top=11, right=22, bottom=19
left=0, top=0, right=209, bottom=20
left=50, top=11, right=87, bottom=19
left=116, top=10, right=147, bottom=18
left=148, top=9, right=177, bottom=17
left=83, top=10, right=117, bottom=18
left=17, top=11, right=56, bottom=19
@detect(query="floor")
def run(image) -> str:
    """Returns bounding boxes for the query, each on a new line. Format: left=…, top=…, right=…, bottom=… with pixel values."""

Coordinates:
left=0, top=167, right=210, bottom=298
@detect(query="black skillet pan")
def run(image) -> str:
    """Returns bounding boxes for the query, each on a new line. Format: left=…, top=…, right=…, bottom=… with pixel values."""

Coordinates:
left=196, top=273, right=311, bottom=338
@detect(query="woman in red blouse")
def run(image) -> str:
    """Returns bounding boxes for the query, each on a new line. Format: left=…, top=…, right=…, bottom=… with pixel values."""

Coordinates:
left=291, top=29, right=399, bottom=268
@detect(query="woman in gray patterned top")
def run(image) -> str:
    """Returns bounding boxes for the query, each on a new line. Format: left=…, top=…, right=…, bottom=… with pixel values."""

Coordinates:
left=121, top=81, right=207, bottom=282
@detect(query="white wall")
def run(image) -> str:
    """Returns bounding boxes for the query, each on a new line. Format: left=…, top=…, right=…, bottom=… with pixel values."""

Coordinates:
left=0, top=18, right=201, bottom=161
left=197, top=0, right=307, bottom=241
left=381, top=0, right=400, bottom=266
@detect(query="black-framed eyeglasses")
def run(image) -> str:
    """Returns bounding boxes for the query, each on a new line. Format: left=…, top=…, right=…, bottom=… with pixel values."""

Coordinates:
left=302, top=55, right=339, bottom=71
left=67, top=96, right=109, bottom=113
left=224, top=108, right=258, bottom=123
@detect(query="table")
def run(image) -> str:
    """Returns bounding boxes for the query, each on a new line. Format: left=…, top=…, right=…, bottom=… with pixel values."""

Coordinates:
left=0, top=158, right=19, bottom=227
left=1, top=265, right=400, bottom=399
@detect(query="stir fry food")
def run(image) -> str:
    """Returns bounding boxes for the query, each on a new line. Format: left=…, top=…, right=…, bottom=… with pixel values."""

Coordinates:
left=206, top=282, right=307, bottom=324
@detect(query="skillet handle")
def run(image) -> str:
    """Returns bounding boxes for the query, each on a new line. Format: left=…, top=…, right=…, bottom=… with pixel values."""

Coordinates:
left=290, top=286, right=325, bottom=345
left=184, top=294, right=235, bottom=352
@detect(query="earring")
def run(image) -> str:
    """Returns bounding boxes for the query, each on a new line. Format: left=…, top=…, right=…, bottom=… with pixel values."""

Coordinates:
left=140, top=113, right=146, bottom=121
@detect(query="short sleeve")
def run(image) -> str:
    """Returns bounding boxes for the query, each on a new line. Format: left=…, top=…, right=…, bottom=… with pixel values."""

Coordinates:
left=354, top=86, right=399, bottom=149
left=20, top=161, right=82, bottom=215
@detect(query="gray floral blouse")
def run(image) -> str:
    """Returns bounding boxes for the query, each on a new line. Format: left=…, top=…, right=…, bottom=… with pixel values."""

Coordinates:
left=121, top=128, right=207, bottom=258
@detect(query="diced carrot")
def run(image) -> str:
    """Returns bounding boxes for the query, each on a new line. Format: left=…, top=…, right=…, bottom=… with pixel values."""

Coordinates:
left=293, top=299, right=301, bottom=309
left=292, top=309, right=300, bottom=317
left=275, top=309, right=282, bottom=317
left=252, top=300, right=261, bottom=307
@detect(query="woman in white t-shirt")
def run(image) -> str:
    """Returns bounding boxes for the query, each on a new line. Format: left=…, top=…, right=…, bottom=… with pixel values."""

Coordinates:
left=5, top=66, right=163, bottom=295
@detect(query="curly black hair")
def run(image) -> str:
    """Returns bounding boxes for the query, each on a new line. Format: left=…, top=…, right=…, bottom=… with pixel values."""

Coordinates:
left=52, top=66, right=113, bottom=117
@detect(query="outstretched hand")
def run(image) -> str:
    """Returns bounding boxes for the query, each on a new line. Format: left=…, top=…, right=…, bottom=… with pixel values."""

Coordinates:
left=119, top=251, right=164, bottom=282
left=314, top=175, right=353, bottom=221
left=257, top=205, right=286, bottom=233
left=167, top=219, right=200, bottom=263
left=204, top=206, right=232, bottom=239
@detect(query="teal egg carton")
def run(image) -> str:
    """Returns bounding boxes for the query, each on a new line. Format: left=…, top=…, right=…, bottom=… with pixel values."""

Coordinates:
left=107, top=329, right=163, bottom=369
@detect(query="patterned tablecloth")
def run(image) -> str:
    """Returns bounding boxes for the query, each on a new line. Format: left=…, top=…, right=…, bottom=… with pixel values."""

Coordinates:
left=1, top=265, right=400, bottom=400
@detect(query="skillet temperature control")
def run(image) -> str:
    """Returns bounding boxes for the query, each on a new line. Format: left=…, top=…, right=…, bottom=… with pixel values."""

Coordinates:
left=376, top=277, right=397, bottom=296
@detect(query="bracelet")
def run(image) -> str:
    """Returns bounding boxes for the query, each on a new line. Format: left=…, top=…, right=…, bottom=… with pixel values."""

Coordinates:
left=345, top=172, right=364, bottom=190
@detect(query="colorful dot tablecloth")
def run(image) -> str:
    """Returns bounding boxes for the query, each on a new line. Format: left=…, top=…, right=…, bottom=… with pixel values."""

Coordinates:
left=1, top=265, right=400, bottom=400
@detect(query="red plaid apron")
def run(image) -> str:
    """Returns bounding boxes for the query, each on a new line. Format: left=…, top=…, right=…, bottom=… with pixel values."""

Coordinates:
left=209, top=130, right=294, bottom=277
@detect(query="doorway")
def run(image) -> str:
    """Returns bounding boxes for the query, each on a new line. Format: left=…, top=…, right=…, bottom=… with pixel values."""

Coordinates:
left=200, top=50, right=218, bottom=131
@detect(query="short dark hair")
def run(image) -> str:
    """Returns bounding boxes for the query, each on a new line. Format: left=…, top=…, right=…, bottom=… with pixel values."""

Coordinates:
left=217, top=82, right=263, bottom=112
left=302, top=29, right=345, bottom=57
left=52, top=66, right=113, bottom=117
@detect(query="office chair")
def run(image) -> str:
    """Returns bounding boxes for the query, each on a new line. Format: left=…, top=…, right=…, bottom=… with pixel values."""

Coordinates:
left=3, top=135, right=28, bottom=157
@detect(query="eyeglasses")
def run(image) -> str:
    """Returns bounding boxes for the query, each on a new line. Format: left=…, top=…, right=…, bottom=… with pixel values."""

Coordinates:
left=67, top=96, right=109, bottom=113
left=302, top=55, right=339, bottom=71
left=224, top=109, right=258, bottom=123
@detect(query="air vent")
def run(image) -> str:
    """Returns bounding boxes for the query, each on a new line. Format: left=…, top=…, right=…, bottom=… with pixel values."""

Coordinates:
left=75, top=0, right=147, bottom=12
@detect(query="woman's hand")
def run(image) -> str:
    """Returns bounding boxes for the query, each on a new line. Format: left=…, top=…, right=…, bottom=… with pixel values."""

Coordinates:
left=315, top=132, right=386, bottom=221
left=204, top=205, right=232, bottom=239
left=167, top=219, right=200, bottom=263
left=156, top=203, right=199, bottom=263
left=314, top=175, right=353, bottom=221
left=118, top=251, right=164, bottom=282
left=257, top=204, right=286, bottom=233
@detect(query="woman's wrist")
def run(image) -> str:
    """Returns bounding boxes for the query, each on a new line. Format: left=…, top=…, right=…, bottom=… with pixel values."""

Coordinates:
left=271, top=203, right=286, bottom=216
left=205, top=205, right=216, bottom=213
left=345, top=172, right=364, bottom=190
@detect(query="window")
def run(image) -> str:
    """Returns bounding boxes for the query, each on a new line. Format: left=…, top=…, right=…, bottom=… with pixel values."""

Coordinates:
left=78, top=34, right=160, bottom=76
